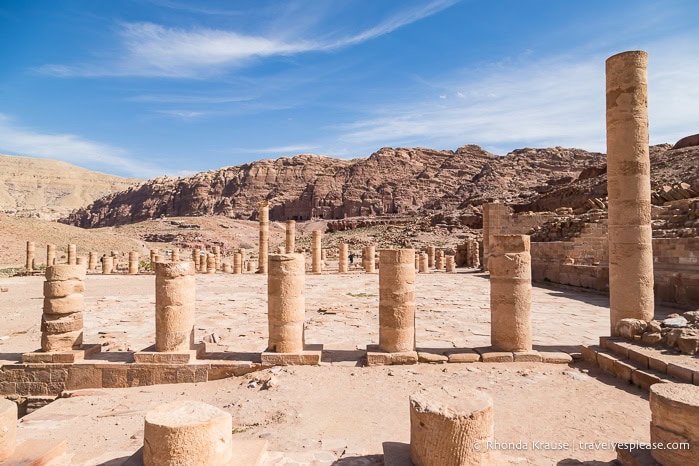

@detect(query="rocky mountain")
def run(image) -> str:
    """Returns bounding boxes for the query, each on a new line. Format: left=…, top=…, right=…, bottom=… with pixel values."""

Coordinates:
left=0, top=154, right=141, bottom=220
left=62, top=144, right=608, bottom=228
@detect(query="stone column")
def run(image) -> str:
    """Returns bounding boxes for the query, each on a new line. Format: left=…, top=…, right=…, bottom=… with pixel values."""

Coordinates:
left=445, top=255, right=455, bottom=273
left=206, top=254, right=216, bottom=274
left=426, top=246, right=435, bottom=268
left=649, top=383, right=699, bottom=465
left=88, top=252, right=97, bottom=271
left=171, top=248, right=180, bottom=262
left=267, top=254, right=305, bottom=353
left=483, top=203, right=508, bottom=271
left=233, top=253, right=242, bottom=274
left=410, top=385, right=494, bottom=466
left=286, top=220, right=296, bottom=253
left=155, top=261, right=195, bottom=352
left=247, top=261, right=255, bottom=273
left=26, top=241, right=35, bottom=271
left=223, top=263, right=231, bottom=273
left=41, top=265, right=85, bottom=352
left=379, top=249, right=416, bottom=353
left=0, top=398, right=17, bottom=460
left=419, top=253, right=429, bottom=273
left=111, top=251, right=119, bottom=271
left=435, top=249, right=444, bottom=270
left=414, top=255, right=419, bottom=271
left=338, top=243, right=349, bottom=273
left=150, top=249, right=158, bottom=270
left=76, top=257, right=85, bottom=266
left=311, top=231, right=322, bottom=274
left=129, top=252, right=139, bottom=274
left=47, top=244, right=56, bottom=267
left=606, top=50, right=654, bottom=334
left=213, top=246, right=221, bottom=270
left=191, top=249, right=199, bottom=270
left=258, top=202, right=269, bottom=274
left=102, top=256, right=114, bottom=275
left=143, top=400, right=232, bottom=466
left=199, top=253, right=206, bottom=273
left=365, top=245, right=376, bottom=273
left=68, top=244, right=77, bottom=265
left=489, top=235, right=532, bottom=352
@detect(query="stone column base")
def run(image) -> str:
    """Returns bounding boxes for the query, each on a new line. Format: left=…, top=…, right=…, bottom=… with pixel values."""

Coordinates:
left=133, top=344, right=203, bottom=364
left=124, top=438, right=268, bottom=466
left=22, top=344, right=101, bottom=364
left=366, top=344, right=418, bottom=366
left=261, top=344, right=322, bottom=366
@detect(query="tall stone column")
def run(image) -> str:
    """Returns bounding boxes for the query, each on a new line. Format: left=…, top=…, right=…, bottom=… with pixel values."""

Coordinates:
left=445, top=255, right=455, bottom=273
left=267, top=254, right=305, bottom=353
left=419, top=253, right=429, bottom=273
left=102, top=256, right=114, bottom=274
left=365, top=245, right=376, bottom=273
left=483, top=203, right=508, bottom=271
left=258, top=202, right=269, bottom=274
left=143, top=401, right=233, bottom=466
left=379, top=249, right=416, bottom=353
left=286, top=220, right=296, bottom=253
left=47, top=244, right=56, bottom=267
left=171, top=248, right=180, bottom=262
left=606, top=50, right=654, bottom=334
left=199, top=253, right=206, bottom=273
left=435, top=249, right=444, bottom=270
left=426, top=246, right=435, bottom=268
left=410, top=385, right=494, bottom=466
left=213, top=246, right=221, bottom=270
left=88, top=252, right=97, bottom=271
left=414, top=255, right=419, bottom=271
left=312, top=231, right=322, bottom=274
left=150, top=249, right=158, bottom=270
left=206, top=254, right=216, bottom=274
left=489, top=235, right=532, bottom=352
left=41, top=265, right=85, bottom=352
left=191, top=249, right=199, bottom=271
left=233, top=253, right=242, bottom=274
left=129, top=252, right=139, bottom=274
left=26, top=241, right=35, bottom=271
left=67, top=244, right=77, bottom=265
left=155, top=261, right=195, bottom=352
left=247, top=261, right=255, bottom=273
left=338, top=243, right=349, bottom=273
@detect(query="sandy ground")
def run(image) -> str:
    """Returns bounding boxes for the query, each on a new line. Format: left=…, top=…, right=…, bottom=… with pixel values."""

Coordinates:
left=0, top=267, right=662, bottom=465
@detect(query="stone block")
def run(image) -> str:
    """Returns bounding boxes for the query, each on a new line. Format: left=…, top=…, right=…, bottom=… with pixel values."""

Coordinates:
left=648, top=356, right=667, bottom=374
left=596, top=352, right=618, bottom=373
left=446, top=351, right=480, bottom=363
left=133, top=349, right=197, bottom=364
left=605, top=339, right=630, bottom=358
left=631, top=369, right=666, bottom=391
left=540, top=352, right=573, bottom=364
left=66, top=365, right=102, bottom=390
left=628, top=348, right=650, bottom=368
left=581, top=345, right=599, bottom=364
left=365, top=345, right=418, bottom=366
left=612, top=359, right=636, bottom=382
left=261, top=347, right=322, bottom=366
left=417, top=352, right=448, bottom=363
left=480, top=352, right=513, bottom=363
left=513, top=351, right=542, bottom=362
left=666, top=363, right=693, bottom=383
left=102, top=367, right=129, bottom=388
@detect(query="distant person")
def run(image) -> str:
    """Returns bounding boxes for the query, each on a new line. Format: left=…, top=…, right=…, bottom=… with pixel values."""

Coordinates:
left=348, top=253, right=355, bottom=265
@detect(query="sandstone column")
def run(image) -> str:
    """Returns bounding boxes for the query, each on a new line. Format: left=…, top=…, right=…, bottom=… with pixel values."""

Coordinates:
left=233, top=253, right=242, bottom=274
left=419, top=253, right=429, bottom=273
left=365, top=245, right=376, bottom=273
left=258, top=202, right=269, bottom=274
left=143, top=400, right=232, bottom=466
left=415, top=255, right=419, bottom=271
left=379, top=249, right=416, bottom=353
left=426, top=246, right=435, bottom=268
left=410, top=385, right=494, bottom=466
left=435, top=249, right=444, bottom=270
left=41, top=264, right=85, bottom=352
left=150, top=249, right=158, bottom=270
left=311, top=231, right=322, bottom=274
left=155, top=261, right=195, bottom=352
left=649, top=382, right=699, bottom=465
left=606, top=50, right=654, bottom=334
left=102, top=256, right=114, bottom=275
left=286, top=220, right=296, bottom=253
left=223, top=263, right=232, bottom=273
left=213, top=246, right=221, bottom=270
left=198, top=253, right=206, bottom=273
left=0, top=398, right=17, bottom=460
left=191, top=249, right=199, bottom=271
left=88, top=251, right=97, bottom=271
left=47, top=244, right=56, bottom=268
left=129, top=251, right=139, bottom=274
left=489, top=235, right=532, bottom=352
left=26, top=241, right=35, bottom=271
left=171, top=248, right=180, bottom=262
left=247, top=261, right=255, bottom=272
left=68, top=244, right=77, bottom=265
left=76, top=257, right=85, bottom=266
left=206, top=254, right=216, bottom=274
left=338, top=243, right=349, bottom=273
left=267, top=254, right=305, bottom=353
left=445, top=255, right=455, bottom=273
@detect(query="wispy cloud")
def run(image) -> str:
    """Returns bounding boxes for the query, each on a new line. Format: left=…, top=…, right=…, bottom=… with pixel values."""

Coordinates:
left=333, top=36, right=699, bottom=155
left=0, top=114, right=165, bottom=178
left=155, top=109, right=208, bottom=119
left=37, top=0, right=460, bottom=78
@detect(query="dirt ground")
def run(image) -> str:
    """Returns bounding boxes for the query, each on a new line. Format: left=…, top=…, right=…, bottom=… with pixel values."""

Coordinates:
left=0, top=268, right=659, bottom=465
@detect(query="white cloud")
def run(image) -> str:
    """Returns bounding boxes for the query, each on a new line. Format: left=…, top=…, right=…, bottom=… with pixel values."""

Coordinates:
left=0, top=114, right=166, bottom=178
left=155, top=109, right=208, bottom=119
left=37, top=0, right=460, bottom=78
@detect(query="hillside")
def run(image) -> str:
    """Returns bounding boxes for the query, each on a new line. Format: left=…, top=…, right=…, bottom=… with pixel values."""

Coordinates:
left=62, top=145, right=607, bottom=228
left=0, top=154, right=141, bottom=220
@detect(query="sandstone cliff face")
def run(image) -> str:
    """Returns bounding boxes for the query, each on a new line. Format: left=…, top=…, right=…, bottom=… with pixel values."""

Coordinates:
left=0, top=154, right=141, bottom=220
left=63, top=144, right=605, bottom=228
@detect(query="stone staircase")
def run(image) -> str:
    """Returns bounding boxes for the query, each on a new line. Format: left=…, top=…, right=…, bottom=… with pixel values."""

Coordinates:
left=582, top=337, right=699, bottom=390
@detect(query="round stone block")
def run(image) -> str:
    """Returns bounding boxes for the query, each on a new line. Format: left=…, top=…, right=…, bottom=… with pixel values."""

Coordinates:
left=41, top=312, right=83, bottom=333
left=144, top=400, right=233, bottom=466
left=650, top=382, right=699, bottom=466
left=410, top=385, right=494, bottom=466
left=45, top=264, right=86, bottom=282
left=43, top=279, right=85, bottom=298
left=41, top=329, right=83, bottom=352
left=43, top=294, right=84, bottom=314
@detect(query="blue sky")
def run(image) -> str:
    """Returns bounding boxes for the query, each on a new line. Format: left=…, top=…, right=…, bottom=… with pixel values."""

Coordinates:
left=1, top=0, right=697, bottom=178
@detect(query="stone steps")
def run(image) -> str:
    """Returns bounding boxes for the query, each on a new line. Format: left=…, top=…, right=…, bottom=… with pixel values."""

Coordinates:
left=582, top=337, right=699, bottom=390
